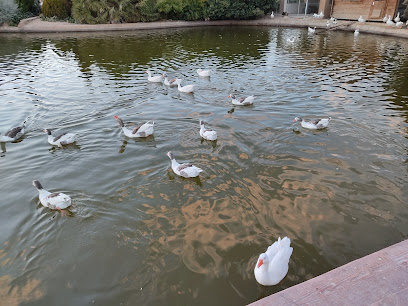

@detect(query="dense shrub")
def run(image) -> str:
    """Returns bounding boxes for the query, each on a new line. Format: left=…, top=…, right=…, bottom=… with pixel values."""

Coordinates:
left=70, top=0, right=278, bottom=24
left=0, top=0, right=19, bottom=24
left=16, top=0, right=41, bottom=14
left=0, top=0, right=40, bottom=26
left=137, top=0, right=159, bottom=21
left=42, top=0, right=72, bottom=19
left=72, top=0, right=142, bottom=24
left=403, top=0, right=408, bottom=20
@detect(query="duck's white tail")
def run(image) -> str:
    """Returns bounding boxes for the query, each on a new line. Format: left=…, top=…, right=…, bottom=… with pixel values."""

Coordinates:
left=278, top=237, right=293, bottom=261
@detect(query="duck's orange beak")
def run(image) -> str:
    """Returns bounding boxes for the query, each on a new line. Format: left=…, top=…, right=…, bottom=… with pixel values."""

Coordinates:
left=293, top=118, right=297, bottom=122
left=257, top=258, right=263, bottom=268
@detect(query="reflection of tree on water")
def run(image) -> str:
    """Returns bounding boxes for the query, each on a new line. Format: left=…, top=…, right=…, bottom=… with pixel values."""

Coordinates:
left=51, top=27, right=271, bottom=76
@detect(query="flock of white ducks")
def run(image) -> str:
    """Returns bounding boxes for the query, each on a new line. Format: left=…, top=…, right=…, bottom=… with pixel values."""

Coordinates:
left=2, top=58, right=334, bottom=287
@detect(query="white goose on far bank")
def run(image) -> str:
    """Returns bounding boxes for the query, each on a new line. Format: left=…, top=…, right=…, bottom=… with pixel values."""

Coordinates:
left=0, top=120, right=26, bottom=142
left=114, top=116, right=154, bottom=138
left=293, top=117, right=331, bottom=129
left=44, top=129, right=76, bottom=147
left=166, top=151, right=203, bottom=178
left=254, top=237, right=293, bottom=286
left=358, top=15, right=366, bottom=23
left=32, top=180, right=71, bottom=210
left=394, top=12, right=400, bottom=23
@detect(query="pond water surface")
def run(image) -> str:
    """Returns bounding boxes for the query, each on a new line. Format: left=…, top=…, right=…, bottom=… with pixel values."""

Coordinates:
left=0, top=26, right=407, bottom=305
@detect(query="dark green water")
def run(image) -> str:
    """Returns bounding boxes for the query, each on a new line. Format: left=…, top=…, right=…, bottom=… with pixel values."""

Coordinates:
left=0, top=26, right=407, bottom=305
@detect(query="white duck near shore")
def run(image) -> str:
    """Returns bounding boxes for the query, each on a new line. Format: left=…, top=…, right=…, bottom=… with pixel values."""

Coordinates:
left=199, top=120, right=217, bottom=141
left=114, top=116, right=154, bottom=138
left=32, top=180, right=71, bottom=210
left=228, top=94, right=255, bottom=106
left=254, top=237, right=293, bottom=286
left=0, top=120, right=26, bottom=142
left=308, top=26, right=316, bottom=34
left=293, top=117, right=331, bottom=129
left=44, top=129, right=76, bottom=147
left=166, top=151, right=203, bottom=178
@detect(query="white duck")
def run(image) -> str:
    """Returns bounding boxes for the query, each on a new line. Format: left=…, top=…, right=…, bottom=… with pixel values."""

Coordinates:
left=333, top=18, right=337, bottom=25
left=254, top=237, right=293, bottom=286
left=174, top=78, right=195, bottom=93
left=228, top=94, right=255, bottom=106
left=197, top=68, right=211, bottom=77
left=354, top=29, right=359, bottom=36
left=32, top=180, right=71, bottom=210
left=0, top=120, right=26, bottom=142
left=114, top=116, right=154, bottom=138
left=199, top=120, right=217, bottom=141
left=146, top=70, right=163, bottom=83
left=166, top=151, right=203, bottom=178
left=326, top=20, right=330, bottom=28
left=163, top=74, right=177, bottom=87
left=383, top=14, right=389, bottom=23
left=44, top=129, right=76, bottom=147
left=308, top=26, right=316, bottom=34
left=270, top=11, right=274, bottom=19
left=358, top=16, right=366, bottom=23
left=394, top=12, right=400, bottom=23
left=293, top=116, right=331, bottom=129
left=387, top=18, right=395, bottom=26
left=396, top=21, right=404, bottom=28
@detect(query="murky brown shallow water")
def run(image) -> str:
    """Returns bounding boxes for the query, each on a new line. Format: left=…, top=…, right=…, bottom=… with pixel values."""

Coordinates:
left=0, top=26, right=407, bottom=305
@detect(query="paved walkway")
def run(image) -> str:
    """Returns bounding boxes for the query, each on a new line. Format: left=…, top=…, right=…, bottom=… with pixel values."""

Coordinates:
left=1, top=16, right=408, bottom=39
left=250, top=239, right=408, bottom=306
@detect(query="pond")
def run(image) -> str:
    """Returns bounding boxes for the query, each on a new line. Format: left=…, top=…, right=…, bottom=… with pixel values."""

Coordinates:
left=0, top=26, right=407, bottom=305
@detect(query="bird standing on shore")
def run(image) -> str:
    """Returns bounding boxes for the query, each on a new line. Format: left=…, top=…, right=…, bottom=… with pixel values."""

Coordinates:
left=358, top=16, right=366, bottom=23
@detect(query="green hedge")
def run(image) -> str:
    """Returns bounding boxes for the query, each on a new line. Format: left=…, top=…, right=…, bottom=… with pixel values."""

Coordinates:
left=42, top=0, right=72, bottom=19
left=71, top=0, right=278, bottom=24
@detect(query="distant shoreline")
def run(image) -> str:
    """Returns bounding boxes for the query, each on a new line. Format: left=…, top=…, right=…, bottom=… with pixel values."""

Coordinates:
left=1, top=16, right=408, bottom=39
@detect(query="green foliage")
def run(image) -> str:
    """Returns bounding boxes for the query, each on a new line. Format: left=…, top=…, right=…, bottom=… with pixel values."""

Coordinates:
left=137, top=0, right=159, bottom=21
left=70, top=0, right=278, bottom=24
left=72, top=0, right=141, bottom=24
left=42, top=0, right=72, bottom=19
left=203, top=0, right=275, bottom=20
left=403, top=0, right=408, bottom=20
left=16, top=0, right=41, bottom=14
left=0, top=0, right=40, bottom=26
